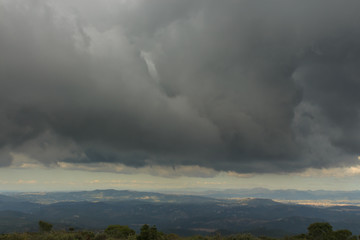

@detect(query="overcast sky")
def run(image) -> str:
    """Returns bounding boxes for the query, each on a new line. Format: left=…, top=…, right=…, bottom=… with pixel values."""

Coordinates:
left=1, top=0, right=360, bottom=191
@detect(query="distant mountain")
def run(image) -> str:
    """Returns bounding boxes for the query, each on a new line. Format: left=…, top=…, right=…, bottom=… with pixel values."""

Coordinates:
left=0, top=194, right=41, bottom=213
left=5, top=189, right=220, bottom=204
left=188, top=188, right=360, bottom=201
left=0, top=211, right=37, bottom=233
left=0, top=195, right=19, bottom=202
left=235, top=198, right=282, bottom=207
left=1, top=189, right=360, bottom=237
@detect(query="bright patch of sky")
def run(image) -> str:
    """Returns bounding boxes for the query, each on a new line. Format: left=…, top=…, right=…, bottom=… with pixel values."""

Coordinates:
left=1, top=166, right=359, bottom=192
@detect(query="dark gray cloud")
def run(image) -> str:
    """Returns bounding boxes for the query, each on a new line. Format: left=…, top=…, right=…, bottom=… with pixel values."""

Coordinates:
left=0, top=0, right=360, bottom=173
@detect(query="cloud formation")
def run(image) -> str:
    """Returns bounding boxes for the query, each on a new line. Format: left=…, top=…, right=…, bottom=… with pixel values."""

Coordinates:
left=1, top=0, right=360, bottom=174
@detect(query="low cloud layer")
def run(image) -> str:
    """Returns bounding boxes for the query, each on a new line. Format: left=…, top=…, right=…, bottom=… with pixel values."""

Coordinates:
left=1, top=0, right=360, bottom=174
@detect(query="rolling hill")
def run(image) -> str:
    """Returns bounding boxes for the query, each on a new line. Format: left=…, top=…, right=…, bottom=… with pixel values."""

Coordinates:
left=1, top=189, right=360, bottom=237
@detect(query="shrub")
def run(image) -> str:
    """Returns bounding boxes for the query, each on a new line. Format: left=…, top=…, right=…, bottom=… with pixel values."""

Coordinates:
left=105, top=225, right=136, bottom=239
left=39, top=220, right=53, bottom=232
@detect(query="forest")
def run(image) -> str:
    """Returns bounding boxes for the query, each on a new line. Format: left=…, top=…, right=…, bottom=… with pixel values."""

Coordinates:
left=0, top=221, right=357, bottom=240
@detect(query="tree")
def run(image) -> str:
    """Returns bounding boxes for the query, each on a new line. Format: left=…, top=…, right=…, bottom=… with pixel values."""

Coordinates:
left=307, top=222, right=335, bottom=240
left=38, top=220, right=53, bottom=232
left=139, top=224, right=150, bottom=240
left=307, top=222, right=333, bottom=240
left=149, top=225, right=158, bottom=240
left=139, top=224, right=160, bottom=240
left=105, top=225, right=136, bottom=239
left=333, top=230, right=352, bottom=240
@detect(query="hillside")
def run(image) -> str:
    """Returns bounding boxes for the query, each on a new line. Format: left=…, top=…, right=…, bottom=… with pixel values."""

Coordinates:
left=1, top=190, right=360, bottom=237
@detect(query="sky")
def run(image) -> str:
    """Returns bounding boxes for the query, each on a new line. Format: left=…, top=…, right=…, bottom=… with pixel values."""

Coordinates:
left=1, top=0, right=360, bottom=192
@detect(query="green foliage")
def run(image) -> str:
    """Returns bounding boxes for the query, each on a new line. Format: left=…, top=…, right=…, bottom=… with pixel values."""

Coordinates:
left=306, top=222, right=356, bottom=240
left=0, top=231, right=96, bottom=240
left=233, top=234, right=259, bottom=240
left=128, top=234, right=138, bottom=240
left=0, top=222, right=357, bottom=240
left=149, top=226, right=159, bottom=240
left=222, top=234, right=259, bottom=240
left=74, top=231, right=95, bottom=240
left=105, top=225, right=136, bottom=239
left=0, top=233, right=27, bottom=240
left=183, top=235, right=208, bottom=240
left=38, top=220, right=53, bottom=232
left=283, top=234, right=306, bottom=240
left=139, top=225, right=150, bottom=240
left=307, top=222, right=333, bottom=240
left=259, top=236, right=278, bottom=240
left=94, top=233, right=107, bottom=240
left=332, top=230, right=352, bottom=240
left=163, top=233, right=181, bottom=240
left=138, top=225, right=160, bottom=240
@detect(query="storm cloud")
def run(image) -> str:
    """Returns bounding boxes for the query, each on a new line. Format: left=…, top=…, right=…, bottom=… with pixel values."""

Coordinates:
left=0, top=0, right=360, bottom=174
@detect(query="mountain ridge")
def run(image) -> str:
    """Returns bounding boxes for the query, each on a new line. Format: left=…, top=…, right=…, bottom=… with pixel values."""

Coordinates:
left=1, top=189, right=360, bottom=237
